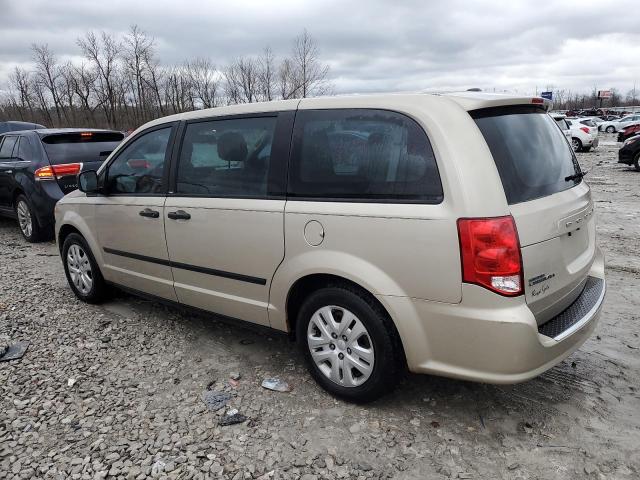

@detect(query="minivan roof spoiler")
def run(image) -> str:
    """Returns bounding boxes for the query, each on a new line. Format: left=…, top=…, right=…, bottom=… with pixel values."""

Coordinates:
left=442, top=92, right=552, bottom=112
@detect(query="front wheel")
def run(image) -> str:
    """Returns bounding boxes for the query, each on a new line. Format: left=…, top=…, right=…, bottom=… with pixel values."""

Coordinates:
left=571, top=138, right=582, bottom=152
left=296, top=285, right=403, bottom=402
left=605, top=126, right=615, bottom=133
left=62, top=233, right=109, bottom=303
left=634, top=153, right=640, bottom=172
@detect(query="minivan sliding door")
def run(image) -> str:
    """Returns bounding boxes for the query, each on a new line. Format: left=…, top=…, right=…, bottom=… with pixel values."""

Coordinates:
left=163, top=112, right=293, bottom=326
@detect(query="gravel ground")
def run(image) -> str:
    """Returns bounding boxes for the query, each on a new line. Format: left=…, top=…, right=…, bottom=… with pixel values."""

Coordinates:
left=1, top=133, right=639, bottom=480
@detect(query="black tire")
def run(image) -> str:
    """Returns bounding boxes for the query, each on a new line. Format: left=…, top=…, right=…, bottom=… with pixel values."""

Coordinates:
left=605, top=126, right=615, bottom=133
left=14, top=194, right=44, bottom=242
left=583, top=146, right=592, bottom=152
left=62, top=233, right=109, bottom=303
left=296, top=284, right=404, bottom=402
left=634, top=153, right=640, bottom=172
left=571, top=137, right=582, bottom=153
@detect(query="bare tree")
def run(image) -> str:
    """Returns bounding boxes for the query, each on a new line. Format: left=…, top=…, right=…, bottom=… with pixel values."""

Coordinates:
left=290, top=29, right=330, bottom=98
left=122, top=25, right=157, bottom=123
left=186, top=58, right=221, bottom=108
left=225, top=57, right=260, bottom=104
left=77, top=31, right=121, bottom=128
left=9, top=67, right=35, bottom=120
left=31, top=44, right=65, bottom=125
left=276, top=58, right=297, bottom=100
left=70, top=63, right=99, bottom=126
left=258, top=47, right=276, bottom=102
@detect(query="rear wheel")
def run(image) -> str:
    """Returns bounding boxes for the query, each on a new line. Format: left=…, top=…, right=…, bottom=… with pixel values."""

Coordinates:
left=62, top=233, right=109, bottom=303
left=15, top=195, right=43, bottom=242
left=571, top=138, right=582, bottom=152
left=605, top=126, right=615, bottom=133
left=634, top=153, right=640, bottom=172
left=296, top=284, right=403, bottom=402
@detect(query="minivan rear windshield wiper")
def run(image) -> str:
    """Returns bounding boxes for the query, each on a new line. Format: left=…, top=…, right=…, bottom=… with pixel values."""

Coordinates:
left=565, top=171, right=588, bottom=182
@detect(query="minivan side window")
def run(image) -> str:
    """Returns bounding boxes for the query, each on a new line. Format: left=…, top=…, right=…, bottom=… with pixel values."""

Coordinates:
left=288, top=109, right=443, bottom=203
left=106, top=127, right=171, bottom=195
left=176, top=116, right=277, bottom=197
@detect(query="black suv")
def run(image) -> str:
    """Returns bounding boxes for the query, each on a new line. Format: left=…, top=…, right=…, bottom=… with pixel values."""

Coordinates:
left=0, top=128, right=124, bottom=241
left=618, top=135, right=640, bottom=172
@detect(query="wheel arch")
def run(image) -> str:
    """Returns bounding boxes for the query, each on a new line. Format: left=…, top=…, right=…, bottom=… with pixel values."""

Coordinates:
left=283, top=273, right=406, bottom=364
left=55, top=211, right=104, bottom=268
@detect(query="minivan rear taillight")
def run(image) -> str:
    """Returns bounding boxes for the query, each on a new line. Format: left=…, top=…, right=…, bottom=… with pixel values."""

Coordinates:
left=35, top=163, right=83, bottom=180
left=457, top=216, right=523, bottom=296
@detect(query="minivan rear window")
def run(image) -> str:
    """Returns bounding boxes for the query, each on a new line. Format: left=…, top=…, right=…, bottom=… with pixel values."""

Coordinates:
left=41, top=132, right=124, bottom=165
left=472, top=106, right=582, bottom=205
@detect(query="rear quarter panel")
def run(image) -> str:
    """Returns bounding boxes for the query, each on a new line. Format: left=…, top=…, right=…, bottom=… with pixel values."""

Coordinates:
left=269, top=95, right=513, bottom=331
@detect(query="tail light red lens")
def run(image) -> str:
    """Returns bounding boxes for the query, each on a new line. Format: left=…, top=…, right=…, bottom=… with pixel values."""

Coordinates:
left=457, top=216, right=523, bottom=296
left=580, top=126, right=590, bottom=134
left=35, top=163, right=82, bottom=180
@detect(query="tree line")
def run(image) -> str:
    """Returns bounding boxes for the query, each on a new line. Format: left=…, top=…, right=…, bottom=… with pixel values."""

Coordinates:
left=0, top=26, right=332, bottom=130
left=540, top=86, right=639, bottom=111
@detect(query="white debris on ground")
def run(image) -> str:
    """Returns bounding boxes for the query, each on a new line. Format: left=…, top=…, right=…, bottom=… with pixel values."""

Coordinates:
left=0, top=134, right=638, bottom=479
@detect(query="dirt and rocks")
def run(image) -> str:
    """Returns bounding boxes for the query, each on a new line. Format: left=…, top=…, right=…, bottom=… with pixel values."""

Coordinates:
left=1, top=133, right=638, bottom=479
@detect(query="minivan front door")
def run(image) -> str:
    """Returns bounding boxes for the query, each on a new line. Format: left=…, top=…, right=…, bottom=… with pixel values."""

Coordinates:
left=163, top=113, right=292, bottom=326
left=96, top=125, right=177, bottom=301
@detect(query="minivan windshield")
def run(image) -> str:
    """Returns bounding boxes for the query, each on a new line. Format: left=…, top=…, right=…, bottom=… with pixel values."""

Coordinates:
left=472, top=106, right=582, bottom=204
left=41, top=131, right=124, bottom=165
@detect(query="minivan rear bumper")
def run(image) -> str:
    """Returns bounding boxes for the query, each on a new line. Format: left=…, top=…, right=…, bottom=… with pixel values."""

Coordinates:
left=379, top=246, right=605, bottom=384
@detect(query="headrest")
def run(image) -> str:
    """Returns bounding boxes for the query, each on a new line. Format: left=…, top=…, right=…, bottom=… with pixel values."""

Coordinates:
left=217, top=132, right=247, bottom=163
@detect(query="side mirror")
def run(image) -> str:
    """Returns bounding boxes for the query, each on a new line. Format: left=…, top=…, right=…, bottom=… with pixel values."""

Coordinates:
left=78, top=170, right=99, bottom=193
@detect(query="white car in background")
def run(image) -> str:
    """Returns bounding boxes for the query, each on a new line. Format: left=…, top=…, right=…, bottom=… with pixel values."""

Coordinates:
left=552, top=113, right=572, bottom=143
left=599, top=114, right=640, bottom=133
left=566, top=118, right=599, bottom=152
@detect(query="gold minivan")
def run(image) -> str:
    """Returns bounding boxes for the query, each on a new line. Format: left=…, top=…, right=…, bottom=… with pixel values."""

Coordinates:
left=55, top=93, right=605, bottom=402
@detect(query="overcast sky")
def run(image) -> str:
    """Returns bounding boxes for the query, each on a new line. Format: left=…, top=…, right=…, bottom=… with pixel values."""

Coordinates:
left=1, top=0, right=639, bottom=97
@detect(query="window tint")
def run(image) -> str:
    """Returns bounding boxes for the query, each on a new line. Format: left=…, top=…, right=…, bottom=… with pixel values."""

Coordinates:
left=580, top=119, right=596, bottom=127
left=554, top=118, right=568, bottom=130
left=0, top=136, right=18, bottom=159
left=106, top=127, right=171, bottom=194
left=288, top=109, right=443, bottom=203
left=17, top=136, right=36, bottom=160
left=473, top=106, right=582, bottom=205
left=176, top=116, right=276, bottom=197
left=42, top=132, right=124, bottom=165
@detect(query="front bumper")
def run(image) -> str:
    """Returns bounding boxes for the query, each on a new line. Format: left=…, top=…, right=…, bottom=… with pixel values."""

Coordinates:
left=378, top=246, right=605, bottom=384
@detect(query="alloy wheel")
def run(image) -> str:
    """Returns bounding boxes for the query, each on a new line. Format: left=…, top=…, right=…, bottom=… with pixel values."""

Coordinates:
left=16, top=200, right=33, bottom=238
left=67, top=244, right=93, bottom=295
left=307, top=305, right=375, bottom=387
left=572, top=139, right=581, bottom=152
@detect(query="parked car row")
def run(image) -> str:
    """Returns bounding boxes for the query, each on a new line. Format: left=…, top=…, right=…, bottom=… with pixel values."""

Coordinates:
left=599, top=114, right=640, bottom=133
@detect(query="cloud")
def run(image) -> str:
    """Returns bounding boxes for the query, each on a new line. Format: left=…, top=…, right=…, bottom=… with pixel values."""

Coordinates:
left=1, top=0, right=638, bottom=96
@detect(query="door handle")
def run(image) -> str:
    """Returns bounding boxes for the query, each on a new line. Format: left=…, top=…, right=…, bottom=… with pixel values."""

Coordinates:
left=167, top=210, right=191, bottom=220
left=139, top=208, right=160, bottom=218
